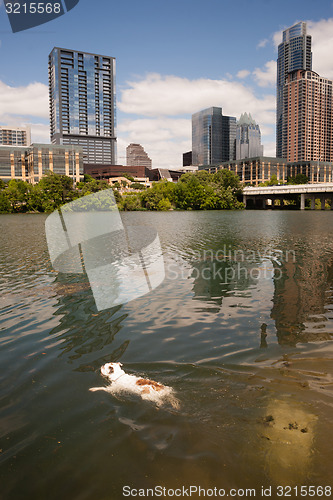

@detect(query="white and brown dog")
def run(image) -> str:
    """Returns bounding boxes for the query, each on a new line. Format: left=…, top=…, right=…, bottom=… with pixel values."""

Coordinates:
left=90, top=362, right=179, bottom=408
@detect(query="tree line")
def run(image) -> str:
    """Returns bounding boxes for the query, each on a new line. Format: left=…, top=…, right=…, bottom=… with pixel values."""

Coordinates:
left=0, top=169, right=244, bottom=214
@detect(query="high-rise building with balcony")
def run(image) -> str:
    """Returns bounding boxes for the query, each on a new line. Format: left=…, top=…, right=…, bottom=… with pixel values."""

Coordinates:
left=236, top=113, right=263, bottom=160
left=192, top=107, right=236, bottom=166
left=126, top=143, right=152, bottom=168
left=283, top=69, right=333, bottom=162
left=49, top=47, right=116, bottom=165
left=277, top=22, right=312, bottom=158
left=0, top=125, right=31, bottom=146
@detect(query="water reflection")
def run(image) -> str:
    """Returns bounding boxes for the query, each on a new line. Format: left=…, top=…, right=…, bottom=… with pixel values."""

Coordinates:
left=190, top=258, right=259, bottom=313
left=2, top=212, right=333, bottom=499
left=49, top=273, right=129, bottom=368
left=183, top=236, right=333, bottom=348
left=271, top=247, right=333, bottom=345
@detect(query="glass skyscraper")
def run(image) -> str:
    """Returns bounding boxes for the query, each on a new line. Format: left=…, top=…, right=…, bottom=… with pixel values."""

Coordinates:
left=276, top=22, right=312, bottom=158
left=236, top=113, right=263, bottom=160
left=49, top=47, right=116, bottom=165
left=192, top=107, right=236, bottom=166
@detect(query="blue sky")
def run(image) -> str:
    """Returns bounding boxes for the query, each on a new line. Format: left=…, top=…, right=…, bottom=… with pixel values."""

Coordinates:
left=1, top=0, right=333, bottom=167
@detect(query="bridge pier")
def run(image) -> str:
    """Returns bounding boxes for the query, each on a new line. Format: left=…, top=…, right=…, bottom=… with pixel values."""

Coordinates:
left=300, top=193, right=305, bottom=210
left=321, top=198, right=326, bottom=210
left=310, top=196, right=315, bottom=210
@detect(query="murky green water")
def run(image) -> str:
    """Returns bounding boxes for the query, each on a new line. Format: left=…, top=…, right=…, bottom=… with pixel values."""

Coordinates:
left=1, top=211, right=333, bottom=500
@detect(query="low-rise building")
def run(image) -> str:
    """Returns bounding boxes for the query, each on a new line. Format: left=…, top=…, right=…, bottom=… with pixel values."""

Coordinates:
left=0, top=143, right=83, bottom=183
left=0, top=125, right=31, bottom=147
left=200, top=156, right=333, bottom=185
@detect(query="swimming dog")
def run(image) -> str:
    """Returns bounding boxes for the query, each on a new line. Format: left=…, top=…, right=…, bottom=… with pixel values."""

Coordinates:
left=90, top=362, right=179, bottom=408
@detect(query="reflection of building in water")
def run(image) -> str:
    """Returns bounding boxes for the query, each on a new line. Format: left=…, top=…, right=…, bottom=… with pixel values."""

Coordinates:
left=190, top=258, right=259, bottom=312
left=271, top=247, right=333, bottom=345
left=50, top=274, right=129, bottom=366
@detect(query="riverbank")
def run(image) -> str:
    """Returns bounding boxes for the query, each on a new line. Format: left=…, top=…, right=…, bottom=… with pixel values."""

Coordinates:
left=0, top=169, right=243, bottom=213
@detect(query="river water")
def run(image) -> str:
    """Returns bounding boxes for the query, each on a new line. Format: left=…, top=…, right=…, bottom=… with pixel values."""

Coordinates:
left=1, top=211, right=333, bottom=499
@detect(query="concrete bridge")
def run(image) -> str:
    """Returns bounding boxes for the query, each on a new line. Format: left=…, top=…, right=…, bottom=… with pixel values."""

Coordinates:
left=243, top=183, right=333, bottom=210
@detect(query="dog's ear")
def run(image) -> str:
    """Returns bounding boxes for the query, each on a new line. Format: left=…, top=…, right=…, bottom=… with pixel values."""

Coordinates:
left=118, top=362, right=123, bottom=367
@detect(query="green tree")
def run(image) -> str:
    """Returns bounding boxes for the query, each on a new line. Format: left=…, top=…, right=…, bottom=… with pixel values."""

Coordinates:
left=131, top=182, right=146, bottom=190
left=287, top=174, right=308, bottom=185
left=37, top=171, right=75, bottom=211
left=141, top=180, right=176, bottom=210
left=157, top=197, right=172, bottom=210
left=0, top=192, right=11, bottom=213
left=121, top=193, right=143, bottom=211
left=212, top=169, right=242, bottom=194
left=5, top=179, right=31, bottom=212
left=78, top=177, right=110, bottom=195
left=121, top=173, right=135, bottom=182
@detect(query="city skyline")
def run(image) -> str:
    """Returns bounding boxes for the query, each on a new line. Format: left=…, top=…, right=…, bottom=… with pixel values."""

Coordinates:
left=1, top=0, right=333, bottom=168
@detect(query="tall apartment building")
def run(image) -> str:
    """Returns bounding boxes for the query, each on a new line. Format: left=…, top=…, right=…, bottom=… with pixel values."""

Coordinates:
left=277, top=22, right=312, bottom=158
left=0, top=126, right=31, bottom=146
left=283, top=69, right=333, bottom=162
left=126, top=143, right=152, bottom=168
left=49, top=47, right=116, bottom=165
left=192, top=107, right=236, bottom=166
left=236, top=113, right=263, bottom=160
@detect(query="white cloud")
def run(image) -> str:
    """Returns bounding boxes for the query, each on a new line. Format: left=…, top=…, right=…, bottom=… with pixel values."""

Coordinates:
left=262, top=141, right=276, bottom=157
left=117, top=73, right=276, bottom=168
left=117, top=117, right=191, bottom=168
left=308, top=18, right=333, bottom=79
left=0, top=80, right=49, bottom=119
left=119, top=73, right=275, bottom=119
left=0, top=80, right=49, bottom=144
left=257, top=39, right=269, bottom=49
left=253, top=60, right=276, bottom=87
left=237, top=69, right=250, bottom=79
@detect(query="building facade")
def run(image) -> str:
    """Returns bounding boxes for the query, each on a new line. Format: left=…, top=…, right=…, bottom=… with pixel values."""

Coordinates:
left=84, top=164, right=147, bottom=180
left=0, top=126, right=31, bottom=147
left=277, top=22, right=312, bottom=158
left=126, top=143, right=152, bottom=168
left=49, top=47, right=116, bottom=165
left=182, top=151, right=192, bottom=167
left=200, top=156, right=333, bottom=185
left=236, top=113, right=263, bottom=160
left=0, top=144, right=83, bottom=184
left=222, top=115, right=237, bottom=163
left=192, top=107, right=236, bottom=166
left=283, top=69, right=333, bottom=162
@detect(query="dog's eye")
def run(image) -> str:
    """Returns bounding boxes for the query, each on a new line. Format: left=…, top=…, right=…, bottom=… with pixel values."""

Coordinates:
left=108, top=366, right=114, bottom=373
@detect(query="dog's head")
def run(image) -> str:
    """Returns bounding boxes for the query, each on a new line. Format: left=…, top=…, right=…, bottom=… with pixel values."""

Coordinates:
left=101, top=362, right=124, bottom=381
